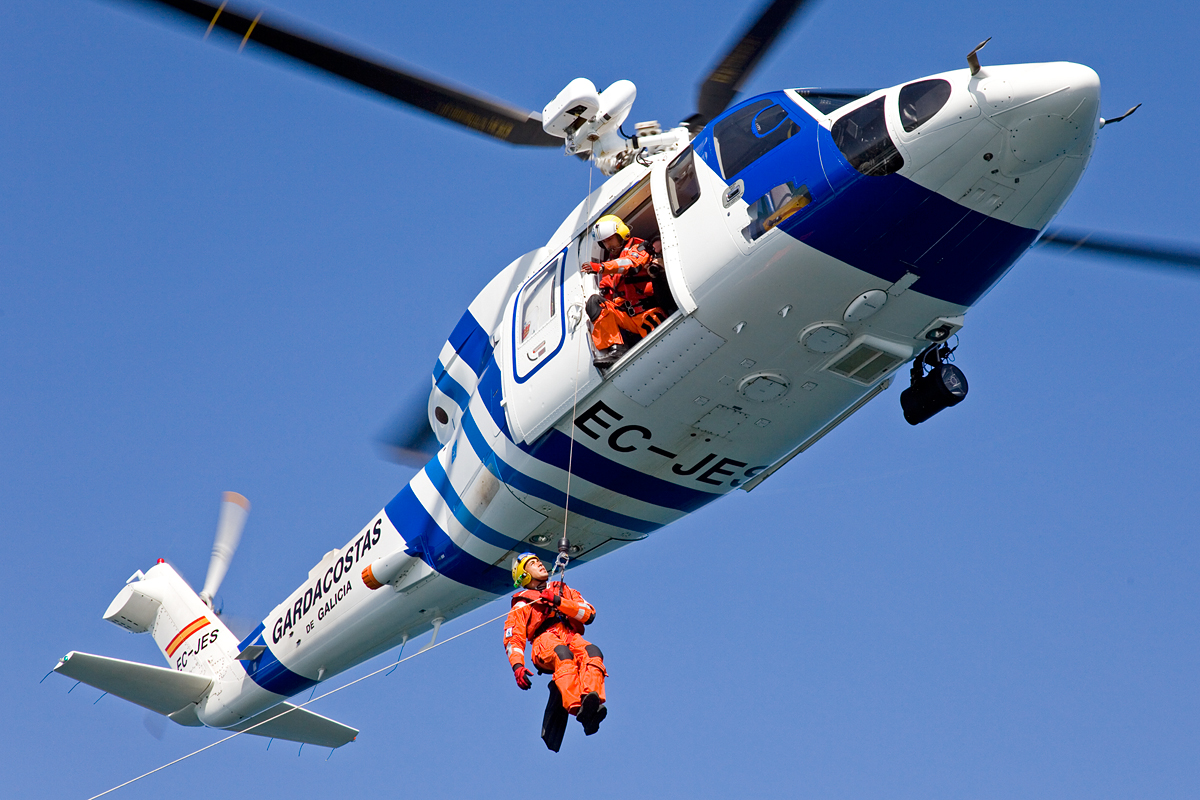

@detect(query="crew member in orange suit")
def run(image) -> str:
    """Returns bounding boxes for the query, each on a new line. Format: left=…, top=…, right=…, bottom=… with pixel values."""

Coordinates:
left=581, top=215, right=666, bottom=369
left=505, top=552, right=608, bottom=735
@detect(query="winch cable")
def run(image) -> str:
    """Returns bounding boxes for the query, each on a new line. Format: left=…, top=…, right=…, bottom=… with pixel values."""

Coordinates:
left=86, top=608, right=509, bottom=800
left=555, top=295, right=587, bottom=584
left=553, top=161, right=598, bottom=585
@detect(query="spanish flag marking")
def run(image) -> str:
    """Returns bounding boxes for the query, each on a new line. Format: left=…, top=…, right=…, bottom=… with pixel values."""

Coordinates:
left=167, top=616, right=211, bottom=657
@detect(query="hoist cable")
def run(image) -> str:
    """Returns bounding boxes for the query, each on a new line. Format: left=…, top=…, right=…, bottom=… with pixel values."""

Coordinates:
left=553, top=162, right=597, bottom=584
left=86, top=609, right=509, bottom=800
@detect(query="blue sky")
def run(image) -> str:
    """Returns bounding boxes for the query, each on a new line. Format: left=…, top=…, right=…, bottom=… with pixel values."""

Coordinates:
left=5, top=0, right=1199, bottom=797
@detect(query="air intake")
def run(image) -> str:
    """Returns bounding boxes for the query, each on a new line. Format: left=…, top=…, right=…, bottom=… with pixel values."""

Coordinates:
left=826, top=341, right=904, bottom=385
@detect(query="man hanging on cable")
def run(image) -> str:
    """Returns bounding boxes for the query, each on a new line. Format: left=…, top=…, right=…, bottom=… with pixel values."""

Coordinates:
left=505, top=552, right=608, bottom=739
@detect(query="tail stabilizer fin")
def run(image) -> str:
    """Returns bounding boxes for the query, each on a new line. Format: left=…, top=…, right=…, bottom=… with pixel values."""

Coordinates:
left=103, top=561, right=239, bottom=674
left=229, top=702, right=359, bottom=748
left=53, top=651, right=212, bottom=719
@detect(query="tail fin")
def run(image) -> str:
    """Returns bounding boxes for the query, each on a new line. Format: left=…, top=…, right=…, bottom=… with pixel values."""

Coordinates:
left=103, top=561, right=239, bottom=674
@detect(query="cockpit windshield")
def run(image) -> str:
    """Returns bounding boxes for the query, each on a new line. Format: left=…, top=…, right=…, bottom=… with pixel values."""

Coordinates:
left=898, top=79, right=952, bottom=132
left=713, top=99, right=801, bottom=179
left=794, top=88, right=874, bottom=115
left=830, top=97, right=903, bottom=177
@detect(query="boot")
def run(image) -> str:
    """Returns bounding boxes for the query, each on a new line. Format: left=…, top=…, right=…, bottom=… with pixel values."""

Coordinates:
left=577, top=691, right=604, bottom=735
left=584, top=703, right=607, bottom=736
left=593, top=345, right=628, bottom=369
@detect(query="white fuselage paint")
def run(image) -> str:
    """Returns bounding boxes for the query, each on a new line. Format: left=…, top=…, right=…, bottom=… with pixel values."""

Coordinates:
left=171, top=62, right=1101, bottom=729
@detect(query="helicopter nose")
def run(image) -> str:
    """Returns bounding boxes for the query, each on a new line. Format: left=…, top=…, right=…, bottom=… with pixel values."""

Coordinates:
left=975, top=62, right=1101, bottom=172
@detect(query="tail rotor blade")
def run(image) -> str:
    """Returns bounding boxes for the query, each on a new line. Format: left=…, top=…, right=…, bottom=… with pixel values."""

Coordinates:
left=376, top=391, right=440, bottom=468
left=199, top=492, right=250, bottom=608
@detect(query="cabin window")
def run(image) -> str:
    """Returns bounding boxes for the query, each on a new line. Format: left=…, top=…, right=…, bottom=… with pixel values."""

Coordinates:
left=519, top=262, right=557, bottom=343
left=831, top=97, right=904, bottom=176
left=742, top=181, right=813, bottom=242
left=898, top=79, right=952, bottom=132
left=666, top=147, right=702, bottom=217
left=713, top=99, right=801, bottom=179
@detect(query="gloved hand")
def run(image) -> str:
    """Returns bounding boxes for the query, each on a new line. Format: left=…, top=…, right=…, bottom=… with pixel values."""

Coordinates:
left=539, top=588, right=559, bottom=606
left=513, top=664, right=533, bottom=690
left=581, top=262, right=601, bottom=274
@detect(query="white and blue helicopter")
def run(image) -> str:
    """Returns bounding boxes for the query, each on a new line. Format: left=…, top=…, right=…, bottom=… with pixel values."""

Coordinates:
left=52, top=0, right=1199, bottom=754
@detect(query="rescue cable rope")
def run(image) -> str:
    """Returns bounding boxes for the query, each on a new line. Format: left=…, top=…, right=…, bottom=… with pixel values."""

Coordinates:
left=556, top=276, right=588, bottom=584
left=552, top=162, right=597, bottom=585
left=86, top=609, right=509, bottom=800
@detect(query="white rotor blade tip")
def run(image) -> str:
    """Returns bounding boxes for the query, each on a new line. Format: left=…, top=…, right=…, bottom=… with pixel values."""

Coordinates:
left=200, top=492, right=250, bottom=607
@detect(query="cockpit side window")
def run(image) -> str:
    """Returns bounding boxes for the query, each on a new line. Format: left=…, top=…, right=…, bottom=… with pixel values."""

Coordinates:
left=830, top=97, right=904, bottom=177
left=898, top=79, right=952, bottom=132
left=714, top=99, right=801, bottom=179
left=666, top=146, right=702, bottom=217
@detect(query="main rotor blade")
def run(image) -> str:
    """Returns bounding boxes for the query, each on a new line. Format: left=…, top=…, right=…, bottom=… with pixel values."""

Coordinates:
left=111, top=0, right=559, bottom=146
left=1037, top=227, right=1200, bottom=272
left=686, top=0, right=813, bottom=132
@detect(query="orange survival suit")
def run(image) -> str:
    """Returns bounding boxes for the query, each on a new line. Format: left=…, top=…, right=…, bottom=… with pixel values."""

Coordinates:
left=583, top=237, right=666, bottom=352
left=504, top=581, right=606, bottom=713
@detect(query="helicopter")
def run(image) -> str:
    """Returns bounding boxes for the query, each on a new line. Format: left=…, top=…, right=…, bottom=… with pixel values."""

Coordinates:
left=16, top=0, right=1200, bottom=791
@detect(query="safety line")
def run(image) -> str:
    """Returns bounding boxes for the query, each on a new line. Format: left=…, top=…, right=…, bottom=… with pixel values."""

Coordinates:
left=86, top=610, right=509, bottom=800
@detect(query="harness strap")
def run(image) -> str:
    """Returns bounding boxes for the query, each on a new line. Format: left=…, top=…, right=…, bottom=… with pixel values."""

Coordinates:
left=530, top=612, right=570, bottom=641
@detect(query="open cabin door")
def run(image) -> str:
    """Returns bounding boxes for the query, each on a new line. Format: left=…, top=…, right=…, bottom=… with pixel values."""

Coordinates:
left=500, top=245, right=599, bottom=444
left=500, top=171, right=691, bottom=444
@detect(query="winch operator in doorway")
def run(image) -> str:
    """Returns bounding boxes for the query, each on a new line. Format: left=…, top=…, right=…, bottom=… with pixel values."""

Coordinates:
left=505, top=553, right=608, bottom=739
left=582, top=214, right=666, bottom=369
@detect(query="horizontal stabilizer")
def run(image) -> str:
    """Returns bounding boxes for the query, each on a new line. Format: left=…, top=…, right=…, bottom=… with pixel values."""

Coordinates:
left=54, top=651, right=212, bottom=716
left=229, top=702, right=358, bottom=748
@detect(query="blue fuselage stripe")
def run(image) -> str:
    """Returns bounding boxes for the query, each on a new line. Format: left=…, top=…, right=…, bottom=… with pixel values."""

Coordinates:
left=460, top=407, right=660, bottom=534
left=447, top=311, right=494, bottom=377
left=477, top=358, right=512, bottom=439
left=384, top=485, right=514, bottom=594
left=691, top=91, right=1039, bottom=307
left=422, top=452, right=558, bottom=560
left=518, top=427, right=718, bottom=513
left=237, top=623, right=317, bottom=698
left=433, top=359, right=472, bottom=410
left=789, top=128, right=1038, bottom=306
left=470, top=352, right=719, bottom=514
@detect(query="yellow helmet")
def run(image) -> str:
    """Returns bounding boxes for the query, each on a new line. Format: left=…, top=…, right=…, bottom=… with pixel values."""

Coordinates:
left=593, top=215, right=630, bottom=243
left=512, top=552, right=539, bottom=589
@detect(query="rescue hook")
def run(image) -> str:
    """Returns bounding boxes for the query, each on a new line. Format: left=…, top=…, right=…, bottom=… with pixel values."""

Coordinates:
left=553, top=533, right=570, bottom=580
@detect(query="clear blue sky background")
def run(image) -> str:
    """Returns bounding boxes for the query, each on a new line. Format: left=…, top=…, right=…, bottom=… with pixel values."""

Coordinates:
left=4, top=0, right=1199, bottom=797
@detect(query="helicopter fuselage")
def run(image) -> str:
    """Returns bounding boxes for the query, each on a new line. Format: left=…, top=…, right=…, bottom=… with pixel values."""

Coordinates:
left=96, top=61, right=1104, bottom=732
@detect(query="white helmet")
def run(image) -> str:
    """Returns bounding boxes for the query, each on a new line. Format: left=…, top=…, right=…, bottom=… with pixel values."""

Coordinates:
left=592, top=215, right=630, bottom=243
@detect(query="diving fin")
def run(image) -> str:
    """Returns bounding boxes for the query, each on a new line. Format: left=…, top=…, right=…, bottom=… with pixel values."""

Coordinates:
left=540, top=680, right=568, bottom=752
